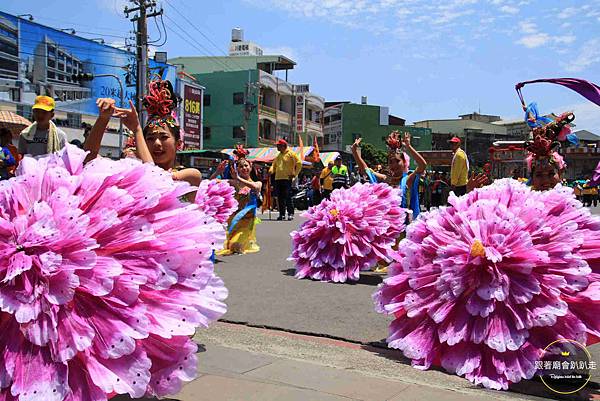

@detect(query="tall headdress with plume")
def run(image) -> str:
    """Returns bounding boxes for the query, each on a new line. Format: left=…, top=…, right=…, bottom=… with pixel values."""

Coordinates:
left=232, top=144, right=250, bottom=161
left=385, top=131, right=410, bottom=173
left=143, top=77, right=179, bottom=131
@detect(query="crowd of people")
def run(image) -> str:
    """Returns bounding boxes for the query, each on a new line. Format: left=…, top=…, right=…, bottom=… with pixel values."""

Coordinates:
left=2, top=74, right=600, bottom=400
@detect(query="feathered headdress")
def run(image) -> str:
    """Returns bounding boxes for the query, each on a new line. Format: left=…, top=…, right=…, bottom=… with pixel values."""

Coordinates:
left=143, top=77, right=179, bottom=130
left=232, top=144, right=249, bottom=161
left=514, top=78, right=600, bottom=172
left=385, top=131, right=410, bottom=173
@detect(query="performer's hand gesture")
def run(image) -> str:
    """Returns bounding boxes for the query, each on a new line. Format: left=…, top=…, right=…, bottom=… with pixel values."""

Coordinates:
left=216, top=160, right=227, bottom=175
left=96, top=98, right=115, bottom=120
left=352, top=137, right=362, bottom=149
left=402, top=132, right=412, bottom=147
left=113, top=100, right=141, bottom=133
left=467, top=173, right=489, bottom=192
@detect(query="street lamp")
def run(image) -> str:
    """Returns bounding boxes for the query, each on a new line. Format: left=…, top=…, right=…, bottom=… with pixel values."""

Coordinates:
left=17, top=14, right=34, bottom=21
left=90, top=38, right=106, bottom=44
left=59, top=28, right=76, bottom=34
left=72, top=73, right=125, bottom=152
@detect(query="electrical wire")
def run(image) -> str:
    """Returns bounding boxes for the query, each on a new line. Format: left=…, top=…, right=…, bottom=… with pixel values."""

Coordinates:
left=162, top=13, right=234, bottom=72
left=162, top=0, right=247, bottom=72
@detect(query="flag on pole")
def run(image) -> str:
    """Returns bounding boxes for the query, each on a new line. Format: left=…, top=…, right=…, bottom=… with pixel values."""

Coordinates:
left=298, top=133, right=305, bottom=161
left=312, top=135, right=320, bottom=163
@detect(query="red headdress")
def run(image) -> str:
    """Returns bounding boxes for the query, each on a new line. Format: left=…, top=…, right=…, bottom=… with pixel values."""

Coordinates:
left=524, top=111, right=573, bottom=173
left=385, top=131, right=410, bottom=173
left=233, top=144, right=250, bottom=161
left=143, top=77, right=179, bottom=130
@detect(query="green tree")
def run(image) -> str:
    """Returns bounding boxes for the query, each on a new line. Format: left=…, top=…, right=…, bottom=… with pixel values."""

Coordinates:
left=359, top=142, right=388, bottom=166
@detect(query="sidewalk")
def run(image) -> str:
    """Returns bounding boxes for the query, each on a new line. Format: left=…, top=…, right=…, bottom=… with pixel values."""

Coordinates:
left=116, top=322, right=576, bottom=401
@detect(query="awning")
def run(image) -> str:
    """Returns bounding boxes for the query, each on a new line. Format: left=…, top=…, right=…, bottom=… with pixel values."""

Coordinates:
left=319, top=151, right=340, bottom=165
left=221, top=146, right=314, bottom=163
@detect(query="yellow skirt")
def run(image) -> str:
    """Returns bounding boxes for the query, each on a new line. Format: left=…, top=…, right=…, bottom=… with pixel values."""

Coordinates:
left=217, top=215, right=260, bottom=256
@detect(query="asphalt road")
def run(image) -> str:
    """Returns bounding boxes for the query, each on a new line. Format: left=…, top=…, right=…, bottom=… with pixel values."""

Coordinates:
left=215, top=206, right=600, bottom=385
left=214, top=210, right=391, bottom=345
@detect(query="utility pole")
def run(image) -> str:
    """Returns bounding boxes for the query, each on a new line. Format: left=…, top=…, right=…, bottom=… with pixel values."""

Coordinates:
left=125, top=1, right=162, bottom=126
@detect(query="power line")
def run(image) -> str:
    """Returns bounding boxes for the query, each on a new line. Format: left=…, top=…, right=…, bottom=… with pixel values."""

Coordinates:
left=17, top=36, right=130, bottom=54
left=162, top=13, right=235, bottom=72
left=15, top=15, right=130, bottom=35
left=162, top=0, right=247, bottom=72
left=18, top=49, right=132, bottom=69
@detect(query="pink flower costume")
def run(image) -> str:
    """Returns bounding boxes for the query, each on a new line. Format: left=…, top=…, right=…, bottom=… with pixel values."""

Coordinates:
left=290, top=183, right=407, bottom=283
left=195, top=179, right=238, bottom=225
left=0, top=145, right=227, bottom=400
left=374, top=179, right=600, bottom=389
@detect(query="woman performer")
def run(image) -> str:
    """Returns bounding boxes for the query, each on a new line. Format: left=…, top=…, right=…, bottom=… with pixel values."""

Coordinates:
left=212, top=146, right=262, bottom=255
left=351, top=131, right=426, bottom=220
left=85, top=78, right=201, bottom=189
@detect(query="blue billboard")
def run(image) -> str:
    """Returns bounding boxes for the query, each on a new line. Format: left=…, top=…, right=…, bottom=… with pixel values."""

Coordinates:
left=0, top=11, right=175, bottom=115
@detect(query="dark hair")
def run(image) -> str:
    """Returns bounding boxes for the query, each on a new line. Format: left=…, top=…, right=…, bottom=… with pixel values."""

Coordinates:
left=143, top=124, right=181, bottom=141
left=70, top=139, right=84, bottom=149
left=0, top=127, right=11, bottom=138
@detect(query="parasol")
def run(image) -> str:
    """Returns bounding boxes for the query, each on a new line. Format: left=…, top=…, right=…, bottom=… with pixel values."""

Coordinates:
left=0, top=110, right=32, bottom=138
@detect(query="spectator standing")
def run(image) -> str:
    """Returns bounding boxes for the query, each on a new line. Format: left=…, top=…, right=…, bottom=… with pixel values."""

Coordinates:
left=0, top=128, right=16, bottom=180
left=18, top=96, right=67, bottom=157
left=269, top=139, right=302, bottom=220
left=320, top=161, right=334, bottom=199
left=331, top=155, right=349, bottom=190
left=310, top=172, right=322, bottom=206
left=449, top=136, right=468, bottom=197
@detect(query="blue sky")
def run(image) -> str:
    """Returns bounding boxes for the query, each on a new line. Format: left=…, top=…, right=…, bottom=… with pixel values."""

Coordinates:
left=5, top=0, right=600, bottom=131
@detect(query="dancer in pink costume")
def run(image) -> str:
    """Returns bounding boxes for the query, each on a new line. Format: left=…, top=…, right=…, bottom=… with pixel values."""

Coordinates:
left=195, top=179, right=238, bottom=226
left=374, top=97, right=600, bottom=389
left=290, top=182, right=407, bottom=282
left=0, top=145, right=227, bottom=400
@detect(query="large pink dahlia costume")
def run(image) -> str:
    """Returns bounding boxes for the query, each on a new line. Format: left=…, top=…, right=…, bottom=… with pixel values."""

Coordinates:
left=374, top=178, right=600, bottom=390
left=195, top=179, right=238, bottom=225
left=290, top=183, right=407, bottom=283
left=0, top=145, right=227, bottom=401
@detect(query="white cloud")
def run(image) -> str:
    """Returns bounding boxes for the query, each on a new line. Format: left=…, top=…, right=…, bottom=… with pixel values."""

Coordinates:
left=561, top=22, right=572, bottom=29
left=554, top=35, right=576, bottom=45
left=561, top=102, right=600, bottom=133
left=499, top=5, right=519, bottom=14
left=519, top=21, right=537, bottom=34
left=262, top=45, right=300, bottom=62
left=558, top=7, right=579, bottom=19
left=517, top=33, right=550, bottom=48
left=563, top=39, right=600, bottom=72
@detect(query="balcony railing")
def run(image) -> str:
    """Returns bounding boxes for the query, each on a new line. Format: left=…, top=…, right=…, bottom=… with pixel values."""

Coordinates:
left=277, top=109, right=291, bottom=125
left=258, top=104, right=277, bottom=119
left=306, top=120, right=323, bottom=133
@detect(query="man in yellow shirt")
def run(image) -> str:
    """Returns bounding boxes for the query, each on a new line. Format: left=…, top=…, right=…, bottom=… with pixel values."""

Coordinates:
left=320, top=161, right=334, bottom=199
left=449, top=136, right=469, bottom=197
left=269, top=139, right=302, bottom=220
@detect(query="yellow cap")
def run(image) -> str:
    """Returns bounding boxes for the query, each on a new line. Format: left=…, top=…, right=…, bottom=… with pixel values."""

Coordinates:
left=32, top=95, right=55, bottom=112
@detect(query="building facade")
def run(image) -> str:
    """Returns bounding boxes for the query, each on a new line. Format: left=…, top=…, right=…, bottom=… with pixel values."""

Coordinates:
left=0, top=11, right=183, bottom=157
left=323, top=101, right=432, bottom=157
left=171, top=53, right=325, bottom=150
left=414, top=113, right=519, bottom=167
left=562, top=130, right=600, bottom=180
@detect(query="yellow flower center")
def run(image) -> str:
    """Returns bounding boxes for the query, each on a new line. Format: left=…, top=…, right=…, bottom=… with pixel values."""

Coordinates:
left=329, top=209, right=339, bottom=217
left=470, top=240, right=486, bottom=258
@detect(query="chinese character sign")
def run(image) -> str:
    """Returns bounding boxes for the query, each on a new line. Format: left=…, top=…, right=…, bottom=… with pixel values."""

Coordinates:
left=183, top=84, right=202, bottom=148
left=296, top=95, right=305, bottom=134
